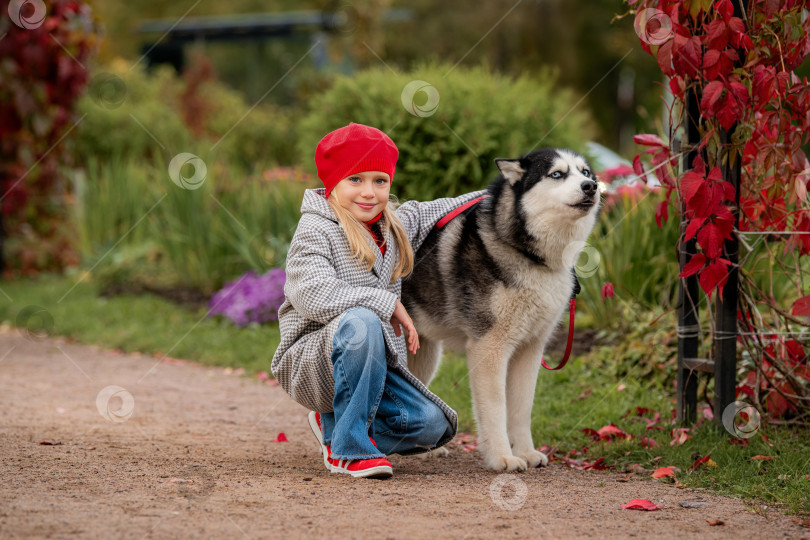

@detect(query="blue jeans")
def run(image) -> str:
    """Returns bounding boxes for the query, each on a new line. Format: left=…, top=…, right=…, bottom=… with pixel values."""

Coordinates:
left=320, top=307, right=453, bottom=460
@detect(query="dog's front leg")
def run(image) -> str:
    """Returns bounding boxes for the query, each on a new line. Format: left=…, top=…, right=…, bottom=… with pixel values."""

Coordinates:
left=466, top=337, right=527, bottom=472
left=506, top=339, right=548, bottom=468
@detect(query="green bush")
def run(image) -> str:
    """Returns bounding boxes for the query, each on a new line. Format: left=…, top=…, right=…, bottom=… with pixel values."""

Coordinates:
left=296, top=63, right=594, bottom=200
left=74, top=59, right=297, bottom=171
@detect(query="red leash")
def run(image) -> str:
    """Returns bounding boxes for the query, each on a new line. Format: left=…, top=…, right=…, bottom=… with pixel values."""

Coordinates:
left=436, top=196, right=577, bottom=371
left=541, top=298, right=576, bottom=370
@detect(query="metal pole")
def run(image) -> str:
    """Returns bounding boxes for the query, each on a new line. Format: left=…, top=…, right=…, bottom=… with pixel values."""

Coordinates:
left=676, top=88, right=702, bottom=425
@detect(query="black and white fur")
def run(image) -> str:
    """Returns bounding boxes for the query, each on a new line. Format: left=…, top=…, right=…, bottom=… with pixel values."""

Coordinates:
left=402, top=149, right=601, bottom=472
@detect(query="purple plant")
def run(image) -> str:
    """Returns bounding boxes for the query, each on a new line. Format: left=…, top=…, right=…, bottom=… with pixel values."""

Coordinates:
left=208, top=269, right=287, bottom=327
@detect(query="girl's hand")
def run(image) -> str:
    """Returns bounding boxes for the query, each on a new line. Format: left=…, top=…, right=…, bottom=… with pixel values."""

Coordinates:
left=390, top=300, right=420, bottom=355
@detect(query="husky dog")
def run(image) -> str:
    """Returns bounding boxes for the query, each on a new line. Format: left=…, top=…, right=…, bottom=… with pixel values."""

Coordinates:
left=402, top=149, right=601, bottom=472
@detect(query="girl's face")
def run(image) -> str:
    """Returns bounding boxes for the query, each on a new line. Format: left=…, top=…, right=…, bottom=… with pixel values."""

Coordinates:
left=332, top=170, right=391, bottom=221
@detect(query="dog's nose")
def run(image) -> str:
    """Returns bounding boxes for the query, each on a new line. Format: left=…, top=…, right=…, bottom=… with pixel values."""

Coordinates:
left=581, top=181, right=597, bottom=196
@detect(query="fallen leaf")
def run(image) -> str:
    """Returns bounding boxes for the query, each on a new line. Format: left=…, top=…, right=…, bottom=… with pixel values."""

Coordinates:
left=652, top=466, right=676, bottom=479
left=38, top=441, right=62, bottom=446
left=670, top=428, right=692, bottom=446
left=728, top=437, right=749, bottom=446
left=706, top=520, right=725, bottom=526
left=597, top=424, right=632, bottom=441
left=621, top=499, right=662, bottom=511
left=690, top=455, right=711, bottom=470
left=750, top=455, right=772, bottom=461
left=641, top=437, right=659, bottom=449
left=616, top=383, right=627, bottom=392
left=257, top=371, right=270, bottom=381
left=573, top=388, right=593, bottom=401
left=274, top=432, right=288, bottom=442
left=581, top=428, right=601, bottom=441
left=791, top=518, right=810, bottom=528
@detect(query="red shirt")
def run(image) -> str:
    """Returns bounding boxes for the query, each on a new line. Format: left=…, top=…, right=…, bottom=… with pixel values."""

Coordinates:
left=364, top=212, right=386, bottom=256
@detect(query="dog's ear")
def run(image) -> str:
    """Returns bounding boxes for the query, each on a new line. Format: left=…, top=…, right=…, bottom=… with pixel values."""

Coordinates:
left=495, top=158, right=525, bottom=185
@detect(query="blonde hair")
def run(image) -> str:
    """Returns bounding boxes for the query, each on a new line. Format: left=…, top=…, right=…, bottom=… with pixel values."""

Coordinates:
left=328, top=192, right=414, bottom=283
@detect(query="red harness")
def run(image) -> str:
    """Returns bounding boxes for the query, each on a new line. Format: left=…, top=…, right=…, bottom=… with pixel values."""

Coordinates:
left=435, top=195, right=576, bottom=371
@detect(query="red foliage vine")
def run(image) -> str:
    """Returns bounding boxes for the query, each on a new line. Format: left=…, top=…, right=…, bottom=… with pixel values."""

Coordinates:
left=0, top=0, right=99, bottom=276
left=629, top=0, right=810, bottom=422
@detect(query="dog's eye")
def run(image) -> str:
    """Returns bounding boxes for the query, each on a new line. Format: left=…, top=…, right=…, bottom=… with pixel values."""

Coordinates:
left=582, top=169, right=591, bottom=178
left=550, top=171, right=563, bottom=179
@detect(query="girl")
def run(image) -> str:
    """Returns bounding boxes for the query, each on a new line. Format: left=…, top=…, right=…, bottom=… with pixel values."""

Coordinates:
left=271, top=122, right=486, bottom=478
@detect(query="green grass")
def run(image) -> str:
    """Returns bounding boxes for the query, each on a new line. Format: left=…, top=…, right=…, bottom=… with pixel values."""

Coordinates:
left=432, top=351, right=809, bottom=516
left=0, top=273, right=279, bottom=375
left=1, top=273, right=807, bottom=515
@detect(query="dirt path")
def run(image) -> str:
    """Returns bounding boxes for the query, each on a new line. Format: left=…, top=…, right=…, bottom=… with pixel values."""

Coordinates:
left=0, top=327, right=805, bottom=539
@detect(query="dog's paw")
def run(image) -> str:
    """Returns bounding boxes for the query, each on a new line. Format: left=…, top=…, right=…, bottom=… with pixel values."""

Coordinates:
left=416, top=446, right=450, bottom=459
left=515, top=449, right=548, bottom=468
left=484, top=454, right=528, bottom=472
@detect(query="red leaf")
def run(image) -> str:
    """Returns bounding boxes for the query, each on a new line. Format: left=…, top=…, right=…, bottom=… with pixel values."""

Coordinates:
left=641, top=436, right=660, bottom=449
left=690, top=455, right=711, bottom=470
left=601, top=282, right=614, bottom=302
left=652, top=466, right=676, bottom=478
left=597, top=424, right=632, bottom=441
left=633, top=134, right=666, bottom=147
left=680, top=170, right=706, bottom=204
left=697, top=221, right=727, bottom=258
left=655, top=199, right=669, bottom=228
left=633, top=154, right=648, bottom=184
left=791, top=295, right=810, bottom=316
left=621, top=499, right=662, bottom=511
left=275, top=432, right=288, bottom=442
left=581, top=428, right=600, bottom=441
left=701, top=80, right=726, bottom=113
left=680, top=253, right=707, bottom=278
left=707, top=520, right=725, bottom=526
left=657, top=39, right=675, bottom=76
left=698, top=258, right=731, bottom=298
left=670, top=427, right=692, bottom=446
left=716, top=90, right=744, bottom=131
left=750, top=455, right=772, bottom=461
left=716, top=0, right=734, bottom=21
left=684, top=217, right=707, bottom=241
left=672, top=35, right=702, bottom=78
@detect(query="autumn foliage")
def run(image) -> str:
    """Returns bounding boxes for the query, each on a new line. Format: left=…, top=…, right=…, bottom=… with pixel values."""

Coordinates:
left=0, top=0, right=99, bottom=276
left=629, top=0, right=810, bottom=422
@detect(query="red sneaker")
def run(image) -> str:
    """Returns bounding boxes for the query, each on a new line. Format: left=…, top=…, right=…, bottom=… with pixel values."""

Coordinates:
left=307, top=411, right=331, bottom=471
left=308, top=412, right=393, bottom=478
left=328, top=455, right=393, bottom=479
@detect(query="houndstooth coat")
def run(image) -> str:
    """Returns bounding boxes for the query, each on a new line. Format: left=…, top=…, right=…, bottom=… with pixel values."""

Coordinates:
left=271, top=187, right=486, bottom=452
